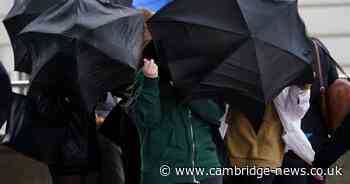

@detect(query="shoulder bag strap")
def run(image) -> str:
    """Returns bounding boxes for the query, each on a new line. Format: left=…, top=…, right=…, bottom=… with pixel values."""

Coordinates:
left=313, top=39, right=350, bottom=81
left=311, top=39, right=330, bottom=128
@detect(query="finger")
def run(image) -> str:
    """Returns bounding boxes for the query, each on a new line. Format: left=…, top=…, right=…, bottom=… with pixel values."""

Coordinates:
left=143, top=60, right=150, bottom=68
left=150, top=60, right=157, bottom=68
left=144, top=58, right=151, bottom=65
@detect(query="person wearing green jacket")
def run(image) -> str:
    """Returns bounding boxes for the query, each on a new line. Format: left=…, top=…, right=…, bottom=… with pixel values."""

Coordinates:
left=130, top=59, right=225, bottom=184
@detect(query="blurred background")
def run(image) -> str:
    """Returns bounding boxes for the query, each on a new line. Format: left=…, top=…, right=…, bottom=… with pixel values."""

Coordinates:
left=0, top=0, right=350, bottom=183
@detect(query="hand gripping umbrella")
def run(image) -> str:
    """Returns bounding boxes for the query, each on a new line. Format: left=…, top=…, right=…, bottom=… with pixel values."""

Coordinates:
left=149, top=0, right=313, bottom=104
left=19, top=0, right=144, bottom=113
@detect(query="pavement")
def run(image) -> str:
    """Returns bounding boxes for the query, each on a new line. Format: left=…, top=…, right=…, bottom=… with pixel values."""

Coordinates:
left=328, top=152, right=350, bottom=184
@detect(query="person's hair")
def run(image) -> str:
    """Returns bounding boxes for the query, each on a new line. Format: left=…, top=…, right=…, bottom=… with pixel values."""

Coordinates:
left=141, top=8, right=154, bottom=20
left=141, top=9, right=154, bottom=48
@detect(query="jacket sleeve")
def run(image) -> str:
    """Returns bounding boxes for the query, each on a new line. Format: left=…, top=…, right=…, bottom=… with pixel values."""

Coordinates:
left=189, top=99, right=225, bottom=127
left=133, top=76, right=162, bottom=128
left=313, top=115, right=350, bottom=169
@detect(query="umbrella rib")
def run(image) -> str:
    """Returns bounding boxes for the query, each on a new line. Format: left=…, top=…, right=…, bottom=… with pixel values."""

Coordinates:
left=202, top=72, right=259, bottom=88
left=224, top=61, right=260, bottom=74
left=253, top=39, right=308, bottom=102
left=250, top=40, right=265, bottom=100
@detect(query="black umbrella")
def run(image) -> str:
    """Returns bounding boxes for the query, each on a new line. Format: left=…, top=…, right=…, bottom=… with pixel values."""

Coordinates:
left=19, top=0, right=145, bottom=113
left=3, top=0, right=64, bottom=73
left=21, top=34, right=78, bottom=97
left=149, top=0, right=313, bottom=104
left=0, top=62, right=11, bottom=128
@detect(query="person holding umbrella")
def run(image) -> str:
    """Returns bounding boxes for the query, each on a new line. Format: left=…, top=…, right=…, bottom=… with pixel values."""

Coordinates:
left=0, top=62, right=53, bottom=184
left=129, top=58, right=225, bottom=184
left=224, top=76, right=316, bottom=184
left=147, top=0, right=318, bottom=183
left=224, top=36, right=341, bottom=184
left=273, top=38, right=340, bottom=184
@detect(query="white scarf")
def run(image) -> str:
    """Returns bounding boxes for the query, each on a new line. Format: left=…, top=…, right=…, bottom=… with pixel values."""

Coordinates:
left=274, top=86, right=314, bottom=164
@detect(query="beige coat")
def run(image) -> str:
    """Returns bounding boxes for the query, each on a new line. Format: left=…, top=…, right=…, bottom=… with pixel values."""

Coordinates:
left=225, top=104, right=285, bottom=169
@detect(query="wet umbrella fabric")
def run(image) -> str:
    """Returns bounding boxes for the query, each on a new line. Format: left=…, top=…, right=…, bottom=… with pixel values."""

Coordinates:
left=77, top=43, right=138, bottom=113
left=0, top=62, right=11, bottom=128
left=149, top=0, right=312, bottom=104
left=3, top=0, right=64, bottom=73
left=20, top=0, right=144, bottom=113
left=22, top=34, right=78, bottom=97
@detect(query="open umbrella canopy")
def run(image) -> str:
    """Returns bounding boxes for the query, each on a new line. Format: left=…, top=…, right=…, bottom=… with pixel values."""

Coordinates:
left=77, top=43, right=138, bottom=113
left=0, top=62, right=12, bottom=128
left=21, top=34, right=75, bottom=92
left=3, top=0, right=65, bottom=73
left=19, top=32, right=81, bottom=106
left=20, top=0, right=144, bottom=113
left=149, top=0, right=313, bottom=104
left=132, top=0, right=173, bottom=12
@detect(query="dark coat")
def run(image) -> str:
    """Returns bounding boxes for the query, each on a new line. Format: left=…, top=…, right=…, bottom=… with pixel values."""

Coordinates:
left=301, top=39, right=338, bottom=153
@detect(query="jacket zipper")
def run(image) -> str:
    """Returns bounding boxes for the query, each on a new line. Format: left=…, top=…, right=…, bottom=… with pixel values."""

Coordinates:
left=189, top=110, right=200, bottom=183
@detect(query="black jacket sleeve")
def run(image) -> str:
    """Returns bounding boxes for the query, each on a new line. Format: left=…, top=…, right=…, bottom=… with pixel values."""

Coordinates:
left=313, top=115, right=350, bottom=169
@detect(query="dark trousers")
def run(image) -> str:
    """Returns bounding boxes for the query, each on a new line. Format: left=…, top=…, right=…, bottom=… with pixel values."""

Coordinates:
left=273, top=152, right=324, bottom=184
left=314, top=116, right=350, bottom=169
left=273, top=152, right=308, bottom=184
left=224, top=174, right=275, bottom=184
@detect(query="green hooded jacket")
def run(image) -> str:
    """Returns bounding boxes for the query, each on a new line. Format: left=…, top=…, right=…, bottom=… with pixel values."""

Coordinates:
left=130, top=73, right=224, bottom=184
